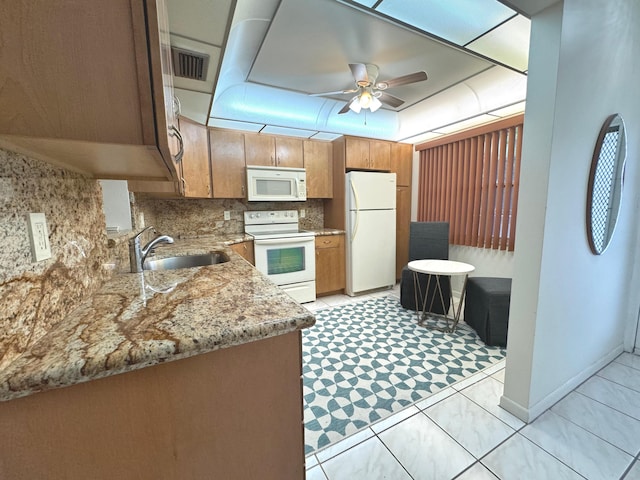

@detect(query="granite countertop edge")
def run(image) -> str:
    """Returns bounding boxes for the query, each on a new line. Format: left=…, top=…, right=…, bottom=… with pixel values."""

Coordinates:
left=0, top=236, right=317, bottom=403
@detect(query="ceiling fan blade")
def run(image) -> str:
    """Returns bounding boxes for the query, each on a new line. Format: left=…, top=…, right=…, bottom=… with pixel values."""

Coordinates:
left=349, top=63, right=369, bottom=85
left=377, top=92, right=405, bottom=108
left=338, top=101, right=352, bottom=114
left=309, top=88, right=358, bottom=97
left=376, top=71, right=428, bottom=89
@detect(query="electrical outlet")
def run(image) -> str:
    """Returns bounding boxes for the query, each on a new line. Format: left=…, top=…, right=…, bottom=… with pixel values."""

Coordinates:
left=223, top=211, right=231, bottom=221
left=300, top=209, right=306, bottom=218
left=27, top=213, right=52, bottom=262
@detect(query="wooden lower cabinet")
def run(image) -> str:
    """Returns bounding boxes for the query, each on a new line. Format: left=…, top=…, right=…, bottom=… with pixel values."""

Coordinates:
left=0, top=332, right=305, bottom=480
left=315, top=234, right=345, bottom=296
left=230, top=240, right=255, bottom=265
left=396, top=186, right=411, bottom=280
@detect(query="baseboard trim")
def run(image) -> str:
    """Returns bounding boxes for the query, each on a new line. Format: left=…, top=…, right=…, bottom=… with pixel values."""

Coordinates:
left=499, top=395, right=530, bottom=422
left=499, top=345, right=624, bottom=423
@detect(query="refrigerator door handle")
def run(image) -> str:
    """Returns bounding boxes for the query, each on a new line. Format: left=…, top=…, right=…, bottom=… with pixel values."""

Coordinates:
left=350, top=178, right=360, bottom=242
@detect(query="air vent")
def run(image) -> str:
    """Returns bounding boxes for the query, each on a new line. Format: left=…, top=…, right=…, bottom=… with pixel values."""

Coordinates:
left=171, top=47, right=209, bottom=81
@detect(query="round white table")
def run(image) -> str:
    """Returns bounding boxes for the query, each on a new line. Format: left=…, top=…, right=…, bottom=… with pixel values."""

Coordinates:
left=407, top=259, right=475, bottom=332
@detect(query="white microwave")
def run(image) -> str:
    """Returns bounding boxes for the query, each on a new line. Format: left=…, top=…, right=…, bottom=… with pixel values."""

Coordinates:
left=246, top=166, right=307, bottom=202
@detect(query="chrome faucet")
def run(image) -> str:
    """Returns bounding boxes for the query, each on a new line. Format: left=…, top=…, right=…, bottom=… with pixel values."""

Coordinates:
left=129, top=226, right=174, bottom=273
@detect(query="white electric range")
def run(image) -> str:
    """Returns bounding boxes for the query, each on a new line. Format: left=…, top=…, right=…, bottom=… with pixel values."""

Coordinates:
left=244, top=210, right=316, bottom=303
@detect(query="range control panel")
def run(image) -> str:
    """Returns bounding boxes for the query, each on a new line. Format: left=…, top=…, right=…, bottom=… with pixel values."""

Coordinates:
left=244, top=210, right=298, bottom=226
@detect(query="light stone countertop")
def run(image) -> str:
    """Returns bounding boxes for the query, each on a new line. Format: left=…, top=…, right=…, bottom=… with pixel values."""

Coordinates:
left=311, top=228, right=345, bottom=236
left=0, top=238, right=316, bottom=402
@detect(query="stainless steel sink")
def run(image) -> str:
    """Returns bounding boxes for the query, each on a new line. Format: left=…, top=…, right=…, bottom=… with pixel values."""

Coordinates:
left=143, top=252, right=230, bottom=271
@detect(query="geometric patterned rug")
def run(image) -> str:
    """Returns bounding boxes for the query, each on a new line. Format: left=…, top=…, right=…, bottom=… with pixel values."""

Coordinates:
left=302, top=295, right=506, bottom=455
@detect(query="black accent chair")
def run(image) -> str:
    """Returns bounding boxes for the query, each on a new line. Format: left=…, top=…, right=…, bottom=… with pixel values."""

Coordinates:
left=400, top=222, right=451, bottom=314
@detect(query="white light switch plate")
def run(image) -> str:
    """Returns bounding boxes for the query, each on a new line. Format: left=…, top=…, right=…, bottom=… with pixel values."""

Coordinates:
left=27, top=212, right=52, bottom=262
left=223, top=210, right=231, bottom=221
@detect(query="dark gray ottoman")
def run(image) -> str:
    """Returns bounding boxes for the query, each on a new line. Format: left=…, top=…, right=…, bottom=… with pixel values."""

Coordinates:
left=464, top=277, right=511, bottom=347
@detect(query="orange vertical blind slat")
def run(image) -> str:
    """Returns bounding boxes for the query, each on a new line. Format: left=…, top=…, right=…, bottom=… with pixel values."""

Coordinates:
left=417, top=115, right=523, bottom=251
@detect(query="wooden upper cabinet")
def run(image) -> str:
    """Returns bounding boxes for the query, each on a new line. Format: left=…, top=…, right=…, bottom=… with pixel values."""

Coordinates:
left=369, top=140, right=391, bottom=171
left=345, top=137, right=370, bottom=169
left=390, top=142, right=413, bottom=187
left=0, top=0, right=179, bottom=181
left=345, top=137, right=391, bottom=171
left=148, top=0, right=182, bottom=173
left=275, top=137, right=303, bottom=168
left=244, top=133, right=275, bottom=166
left=178, top=117, right=211, bottom=198
left=244, top=133, right=303, bottom=168
left=303, top=140, right=333, bottom=198
left=210, top=129, right=246, bottom=199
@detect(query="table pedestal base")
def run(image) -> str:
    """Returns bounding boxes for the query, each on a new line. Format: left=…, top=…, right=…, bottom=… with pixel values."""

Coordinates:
left=412, top=271, right=470, bottom=333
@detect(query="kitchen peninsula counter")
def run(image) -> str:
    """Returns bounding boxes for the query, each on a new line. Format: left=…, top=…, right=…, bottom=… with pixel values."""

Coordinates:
left=0, top=237, right=314, bottom=479
left=0, top=239, right=315, bottom=403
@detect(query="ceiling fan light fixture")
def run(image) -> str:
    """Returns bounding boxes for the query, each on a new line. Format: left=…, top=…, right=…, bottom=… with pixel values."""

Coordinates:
left=370, top=96, right=382, bottom=112
left=348, top=96, right=362, bottom=113
left=359, top=89, right=373, bottom=108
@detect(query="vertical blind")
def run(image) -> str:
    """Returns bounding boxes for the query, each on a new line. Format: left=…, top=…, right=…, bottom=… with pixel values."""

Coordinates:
left=416, top=114, right=524, bottom=251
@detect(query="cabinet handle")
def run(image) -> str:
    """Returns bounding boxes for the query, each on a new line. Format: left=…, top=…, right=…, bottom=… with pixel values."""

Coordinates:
left=181, top=177, right=187, bottom=194
left=170, top=125, right=184, bottom=163
left=242, top=184, right=245, bottom=195
left=173, top=95, right=181, bottom=116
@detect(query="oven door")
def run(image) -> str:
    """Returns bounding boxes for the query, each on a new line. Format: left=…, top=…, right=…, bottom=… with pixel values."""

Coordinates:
left=253, top=236, right=316, bottom=287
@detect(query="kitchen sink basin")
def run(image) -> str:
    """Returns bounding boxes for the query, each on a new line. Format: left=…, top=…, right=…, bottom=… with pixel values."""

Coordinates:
left=143, top=252, right=230, bottom=271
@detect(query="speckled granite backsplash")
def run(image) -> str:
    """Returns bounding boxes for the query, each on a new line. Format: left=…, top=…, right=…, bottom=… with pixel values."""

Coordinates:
left=132, top=195, right=324, bottom=238
left=0, top=148, right=111, bottom=370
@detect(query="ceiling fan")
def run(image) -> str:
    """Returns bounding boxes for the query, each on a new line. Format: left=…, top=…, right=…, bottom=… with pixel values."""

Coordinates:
left=310, top=63, right=428, bottom=114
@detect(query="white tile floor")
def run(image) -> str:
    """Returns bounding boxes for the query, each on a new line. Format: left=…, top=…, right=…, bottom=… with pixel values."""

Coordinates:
left=304, top=289, right=640, bottom=480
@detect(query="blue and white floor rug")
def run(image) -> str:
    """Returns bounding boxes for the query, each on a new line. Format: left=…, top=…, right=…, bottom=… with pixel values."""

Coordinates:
left=302, top=294, right=506, bottom=455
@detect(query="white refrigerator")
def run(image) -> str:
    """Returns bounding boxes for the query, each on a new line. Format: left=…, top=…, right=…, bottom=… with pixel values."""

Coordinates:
left=345, top=171, right=396, bottom=296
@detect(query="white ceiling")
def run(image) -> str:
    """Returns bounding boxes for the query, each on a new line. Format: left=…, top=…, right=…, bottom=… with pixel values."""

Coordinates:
left=168, top=0, right=554, bottom=143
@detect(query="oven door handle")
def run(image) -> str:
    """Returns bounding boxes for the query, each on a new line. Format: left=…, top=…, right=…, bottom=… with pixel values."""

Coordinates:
left=254, top=237, right=314, bottom=246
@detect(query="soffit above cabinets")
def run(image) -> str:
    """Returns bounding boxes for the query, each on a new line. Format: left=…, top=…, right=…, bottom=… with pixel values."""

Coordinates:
left=167, top=0, right=540, bottom=141
left=166, top=0, right=235, bottom=125
left=166, top=0, right=233, bottom=46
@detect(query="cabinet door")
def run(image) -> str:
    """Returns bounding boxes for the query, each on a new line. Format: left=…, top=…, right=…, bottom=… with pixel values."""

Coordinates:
left=151, top=0, right=182, bottom=171
left=396, top=186, right=411, bottom=280
left=0, top=0, right=147, bottom=144
left=370, top=140, right=391, bottom=171
left=245, top=133, right=275, bottom=166
left=390, top=143, right=413, bottom=186
left=303, top=140, right=333, bottom=198
left=345, top=138, right=370, bottom=169
left=210, top=129, right=246, bottom=198
left=275, top=137, right=303, bottom=168
left=0, top=0, right=178, bottom=181
left=230, top=241, right=255, bottom=265
left=315, top=235, right=345, bottom=295
left=178, top=118, right=211, bottom=198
